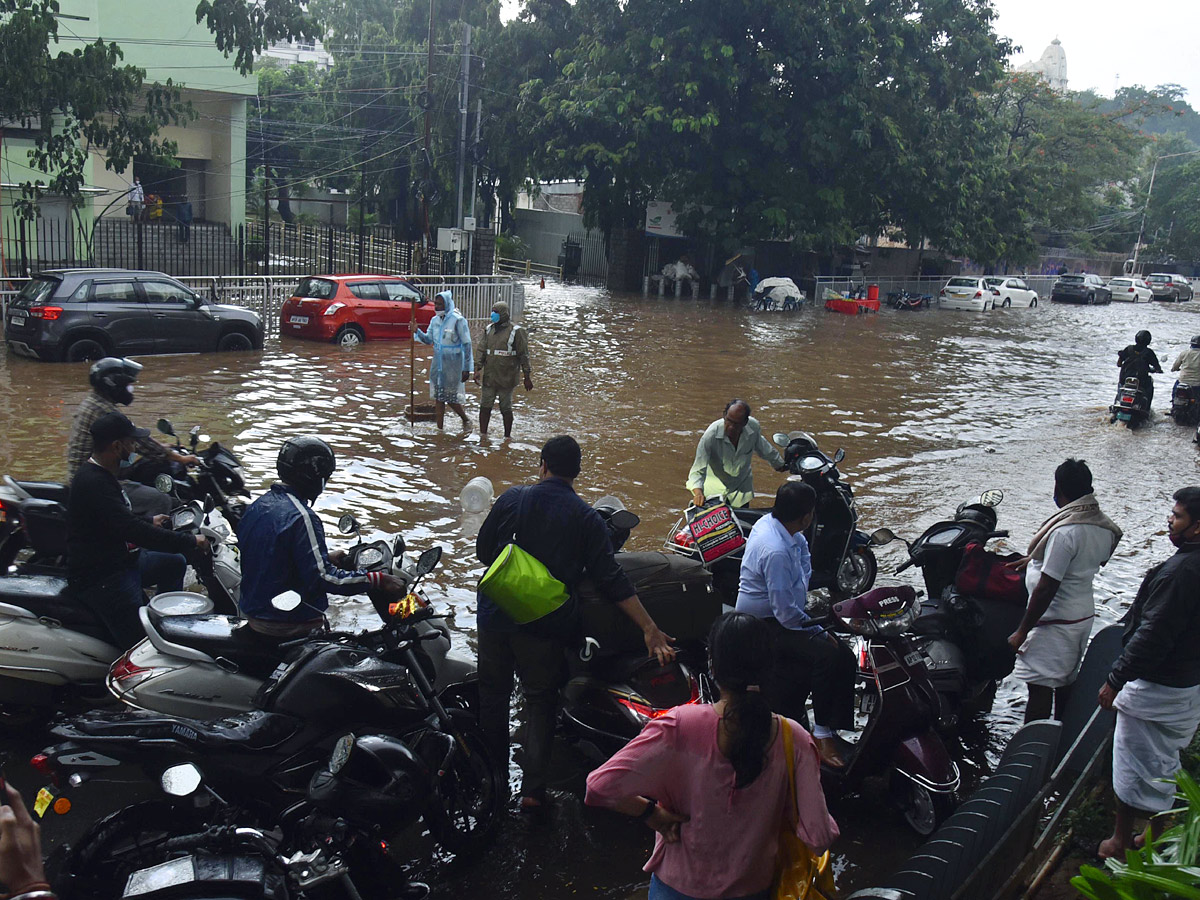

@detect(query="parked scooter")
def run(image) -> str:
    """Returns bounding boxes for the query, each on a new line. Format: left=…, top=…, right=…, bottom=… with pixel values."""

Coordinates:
left=0, top=502, right=230, bottom=729
left=108, top=517, right=472, bottom=720
left=887, top=290, right=933, bottom=311
left=50, top=759, right=427, bottom=900
left=1169, top=383, right=1200, bottom=428
left=38, top=583, right=497, bottom=859
left=666, top=431, right=877, bottom=602
left=817, top=581, right=961, bottom=835
left=561, top=499, right=721, bottom=759
left=1110, top=376, right=1151, bottom=429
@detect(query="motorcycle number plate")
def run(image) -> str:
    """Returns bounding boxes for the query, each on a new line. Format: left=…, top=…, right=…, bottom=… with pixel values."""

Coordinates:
left=903, top=650, right=923, bottom=667
left=859, top=692, right=876, bottom=714
left=289, top=315, right=309, bottom=325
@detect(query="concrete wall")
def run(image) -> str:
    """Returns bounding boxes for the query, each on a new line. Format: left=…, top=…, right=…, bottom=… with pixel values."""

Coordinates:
left=511, top=208, right=601, bottom=266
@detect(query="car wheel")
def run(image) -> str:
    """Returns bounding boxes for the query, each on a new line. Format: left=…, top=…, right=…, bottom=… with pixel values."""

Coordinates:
left=1087, top=293, right=1095, bottom=305
left=64, top=337, right=109, bottom=362
left=216, top=330, right=254, bottom=352
left=335, top=325, right=365, bottom=349
left=1030, top=298, right=1038, bottom=308
left=1002, top=298, right=1011, bottom=308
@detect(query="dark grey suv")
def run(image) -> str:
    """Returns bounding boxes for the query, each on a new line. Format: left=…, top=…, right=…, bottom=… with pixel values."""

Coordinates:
left=4, top=268, right=264, bottom=361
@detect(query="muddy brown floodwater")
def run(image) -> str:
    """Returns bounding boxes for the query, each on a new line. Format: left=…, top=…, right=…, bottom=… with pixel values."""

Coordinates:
left=3, top=282, right=1200, bottom=896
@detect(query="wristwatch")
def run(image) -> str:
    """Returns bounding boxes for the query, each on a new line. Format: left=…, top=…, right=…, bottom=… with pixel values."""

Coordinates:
left=635, top=798, right=658, bottom=821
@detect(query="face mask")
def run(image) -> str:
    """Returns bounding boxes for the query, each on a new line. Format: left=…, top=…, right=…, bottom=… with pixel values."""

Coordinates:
left=490, top=311, right=501, bottom=323
left=119, top=449, right=137, bottom=469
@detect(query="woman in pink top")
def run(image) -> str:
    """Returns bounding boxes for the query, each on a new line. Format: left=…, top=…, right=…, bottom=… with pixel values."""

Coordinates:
left=586, top=612, right=838, bottom=900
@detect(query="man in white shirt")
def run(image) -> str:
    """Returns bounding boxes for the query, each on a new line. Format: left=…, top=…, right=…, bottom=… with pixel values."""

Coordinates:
left=1171, top=335, right=1200, bottom=397
left=1009, top=459, right=1123, bottom=722
left=687, top=399, right=788, bottom=509
left=737, top=480, right=856, bottom=765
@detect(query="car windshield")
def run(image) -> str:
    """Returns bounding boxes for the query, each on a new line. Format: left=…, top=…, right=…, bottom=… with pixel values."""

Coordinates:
left=947, top=278, right=978, bottom=288
left=1147, top=275, right=1170, bottom=283
left=1058, top=275, right=1085, bottom=283
left=17, top=277, right=60, bottom=304
left=294, top=278, right=337, bottom=299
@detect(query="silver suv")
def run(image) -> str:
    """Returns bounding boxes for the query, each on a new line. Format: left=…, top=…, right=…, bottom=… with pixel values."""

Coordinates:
left=1146, top=273, right=1194, bottom=302
left=4, top=268, right=264, bottom=362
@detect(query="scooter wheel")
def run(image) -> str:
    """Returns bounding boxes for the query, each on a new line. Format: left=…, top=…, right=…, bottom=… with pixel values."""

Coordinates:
left=892, top=774, right=954, bottom=836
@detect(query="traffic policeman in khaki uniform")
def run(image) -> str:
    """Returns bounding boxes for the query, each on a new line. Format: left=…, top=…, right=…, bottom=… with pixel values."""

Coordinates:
left=473, top=300, right=532, bottom=437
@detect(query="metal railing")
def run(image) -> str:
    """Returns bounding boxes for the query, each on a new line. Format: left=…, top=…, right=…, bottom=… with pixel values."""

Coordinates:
left=1, top=274, right=521, bottom=336
left=496, top=256, right=562, bottom=279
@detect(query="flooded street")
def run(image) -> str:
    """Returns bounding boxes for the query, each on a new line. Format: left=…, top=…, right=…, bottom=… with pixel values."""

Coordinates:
left=3, top=283, right=1200, bottom=895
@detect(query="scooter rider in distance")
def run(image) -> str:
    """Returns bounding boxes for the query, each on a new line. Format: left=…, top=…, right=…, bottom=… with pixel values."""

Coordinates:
left=67, top=358, right=200, bottom=518
left=1116, top=330, right=1163, bottom=405
left=1171, top=336, right=1200, bottom=408
left=67, top=412, right=208, bottom=649
left=237, top=436, right=408, bottom=638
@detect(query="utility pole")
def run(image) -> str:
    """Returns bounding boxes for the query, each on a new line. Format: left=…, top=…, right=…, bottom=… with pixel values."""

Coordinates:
left=1132, top=148, right=1200, bottom=274
left=468, top=96, right=482, bottom=276
left=263, top=87, right=270, bottom=275
left=455, top=24, right=472, bottom=242
left=357, top=136, right=366, bottom=271
left=420, top=0, right=434, bottom=272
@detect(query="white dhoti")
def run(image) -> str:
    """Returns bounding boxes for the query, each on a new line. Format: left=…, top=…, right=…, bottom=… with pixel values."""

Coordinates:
left=1113, top=679, right=1200, bottom=813
left=1011, top=619, right=1092, bottom=688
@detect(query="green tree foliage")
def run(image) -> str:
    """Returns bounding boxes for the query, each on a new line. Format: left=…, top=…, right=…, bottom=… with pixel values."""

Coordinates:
left=1144, top=156, right=1200, bottom=261
left=0, top=0, right=316, bottom=216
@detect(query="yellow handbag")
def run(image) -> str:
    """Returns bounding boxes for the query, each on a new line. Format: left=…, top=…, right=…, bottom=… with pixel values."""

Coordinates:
left=774, top=717, right=836, bottom=900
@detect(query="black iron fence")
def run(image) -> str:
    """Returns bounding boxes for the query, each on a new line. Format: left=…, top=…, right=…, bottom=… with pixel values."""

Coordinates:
left=1, top=217, right=453, bottom=279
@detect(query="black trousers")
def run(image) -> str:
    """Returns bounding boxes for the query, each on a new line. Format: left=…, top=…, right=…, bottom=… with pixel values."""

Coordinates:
left=764, top=619, right=856, bottom=732
left=477, top=628, right=567, bottom=797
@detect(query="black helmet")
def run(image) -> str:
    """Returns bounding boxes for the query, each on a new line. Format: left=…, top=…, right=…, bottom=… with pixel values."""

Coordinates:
left=1191, top=335, right=1200, bottom=349
left=277, top=436, right=335, bottom=501
left=953, top=502, right=998, bottom=533
left=89, top=357, right=143, bottom=406
left=1135, top=330, right=1152, bottom=347
left=308, top=734, right=430, bottom=826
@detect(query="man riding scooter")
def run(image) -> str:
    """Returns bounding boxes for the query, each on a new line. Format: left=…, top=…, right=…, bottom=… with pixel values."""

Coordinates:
left=1116, top=330, right=1163, bottom=404
left=237, top=436, right=408, bottom=638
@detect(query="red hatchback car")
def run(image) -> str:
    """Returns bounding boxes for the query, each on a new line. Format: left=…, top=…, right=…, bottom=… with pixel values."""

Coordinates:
left=280, top=275, right=437, bottom=348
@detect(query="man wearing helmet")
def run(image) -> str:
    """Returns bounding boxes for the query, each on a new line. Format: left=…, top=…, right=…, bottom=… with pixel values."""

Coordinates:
left=67, top=358, right=200, bottom=517
left=238, top=436, right=407, bottom=636
left=1116, top=331, right=1163, bottom=403
left=1170, top=336, right=1200, bottom=404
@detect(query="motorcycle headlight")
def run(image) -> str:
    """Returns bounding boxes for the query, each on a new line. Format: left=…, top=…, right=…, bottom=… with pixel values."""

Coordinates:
left=330, top=734, right=355, bottom=775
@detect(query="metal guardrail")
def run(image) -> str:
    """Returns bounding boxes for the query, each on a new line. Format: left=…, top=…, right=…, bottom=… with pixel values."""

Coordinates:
left=1, top=274, right=522, bottom=339
left=496, top=256, right=562, bottom=279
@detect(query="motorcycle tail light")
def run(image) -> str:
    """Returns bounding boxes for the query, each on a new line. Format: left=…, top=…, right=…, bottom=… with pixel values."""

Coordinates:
left=671, top=529, right=694, bottom=548
left=1122, top=396, right=1133, bottom=403
left=0, top=497, right=6, bottom=525
left=109, top=654, right=162, bottom=690
left=30, top=753, right=55, bottom=776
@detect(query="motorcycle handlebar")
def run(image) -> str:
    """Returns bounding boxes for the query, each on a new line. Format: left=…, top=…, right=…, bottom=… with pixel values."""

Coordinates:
left=985, top=530, right=1009, bottom=540
left=895, top=559, right=914, bottom=574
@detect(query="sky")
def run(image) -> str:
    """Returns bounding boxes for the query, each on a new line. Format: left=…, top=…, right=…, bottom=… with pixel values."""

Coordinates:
left=994, top=0, right=1200, bottom=102
left=499, top=0, right=1200, bottom=104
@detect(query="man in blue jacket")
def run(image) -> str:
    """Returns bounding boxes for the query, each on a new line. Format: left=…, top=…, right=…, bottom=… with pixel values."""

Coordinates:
left=239, top=436, right=405, bottom=635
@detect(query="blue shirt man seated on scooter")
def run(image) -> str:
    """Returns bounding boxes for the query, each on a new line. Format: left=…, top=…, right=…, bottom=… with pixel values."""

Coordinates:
left=736, top=480, right=857, bottom=768
left=238, top=436, right=406, bottom=637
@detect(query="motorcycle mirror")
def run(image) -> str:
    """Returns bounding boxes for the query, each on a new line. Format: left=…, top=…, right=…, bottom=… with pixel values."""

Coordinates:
left=156, top=418, right=176, bottom=437
left=160, top=763, right=203, bottom=797
left=154, top=473, right=174, bottom=495
left=772, top=432, right=790, bottom=447
left=833, top=448, right=846, bottom=464
left=870, top=528, right=897, bottom=545
left=415, top=546, right=442, bottom=578
left=271, top=590, right=303, bottom=612
left=392, top=535, right=406, bottom=558
left=204, top=495, right=216, bottom=514
left=338, top=514, right=359, bottom=535
left=189, top=425, right=201, bottom=437
left=609, top=509, right=640, bottom=531
left=980, top=489, right=1004, bottom=507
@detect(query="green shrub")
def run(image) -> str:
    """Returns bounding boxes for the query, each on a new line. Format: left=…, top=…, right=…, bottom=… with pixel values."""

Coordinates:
left=495, top=231, right=530, bottom=260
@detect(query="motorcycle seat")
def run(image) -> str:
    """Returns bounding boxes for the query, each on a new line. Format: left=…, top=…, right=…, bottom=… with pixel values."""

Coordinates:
left=0, top=574, right=108, bottom=637
left=15, top=480, right=69, bottom=503
left=60, top=708, right=301, bottom=752
left=150, top=613, right=290, bottom=678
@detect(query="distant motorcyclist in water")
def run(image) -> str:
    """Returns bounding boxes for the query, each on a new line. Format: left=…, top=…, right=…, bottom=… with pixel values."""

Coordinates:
left=1117, top=330, right=1163, bottom=403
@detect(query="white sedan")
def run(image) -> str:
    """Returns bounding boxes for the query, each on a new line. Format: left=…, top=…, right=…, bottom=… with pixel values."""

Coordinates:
left=984, top=276, right=1039, bottom=308
left=1107, top=277, right=1153, bottom=302
left=939, top=277, right=997, bottom=311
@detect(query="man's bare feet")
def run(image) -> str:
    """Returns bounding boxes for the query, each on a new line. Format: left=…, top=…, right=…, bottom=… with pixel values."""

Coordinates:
left=1098, top=835, right=1130, bottom=859
left=815, top=736, right=846, bottom=768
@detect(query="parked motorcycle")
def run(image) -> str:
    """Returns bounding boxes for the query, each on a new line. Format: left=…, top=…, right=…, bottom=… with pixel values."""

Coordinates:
left=108, top=515, right=472, bottom=720
left=1169, top=383, right=1200, bottom=428
left=141, top=418, right=251, bottom=530
left=37, top=581, right=497, bottom=860
left=817, top=581, right=961, bottom=835
left=1110, top=376, right=1151, bottom=429
left=666, top=431, right=877, bottom=602
left=561, top=499, right=721, bottom=759
left=873, top=490, right=1022, bottom=730
left=0, top=501, right=233, bottom=729
left=48, top=756, right=429, bottom=900
left=887, top=290, right=933, bottom=311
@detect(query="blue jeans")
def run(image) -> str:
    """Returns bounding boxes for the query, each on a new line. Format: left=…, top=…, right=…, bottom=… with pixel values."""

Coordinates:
left=139, top=549, right=187, bottom=594
left=648, top=874, right=769, bottom=900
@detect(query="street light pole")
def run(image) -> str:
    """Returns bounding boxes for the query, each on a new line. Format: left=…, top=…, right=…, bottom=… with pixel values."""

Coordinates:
left=1131, top=148, right=1200, bottom=274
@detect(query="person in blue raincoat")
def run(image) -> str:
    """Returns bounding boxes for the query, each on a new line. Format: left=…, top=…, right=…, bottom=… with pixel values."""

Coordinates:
left=415, top=290, right=473, bottom=429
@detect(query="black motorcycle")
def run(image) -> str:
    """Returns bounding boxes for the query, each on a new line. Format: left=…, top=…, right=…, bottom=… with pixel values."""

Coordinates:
left=1110, top=376, right=1151, bottom=429
left=873, top=490, right=1023, bottom=729
left=560, top=500, right=721, bottom=759
left=1169, top=383, right=1200, bottom=428
left=136, top=418, right=251, bottom=530
left=36, top=564, right=498, bottom=860
left=667, top=431, right=877, bottom=603
left=52, top=757, right=428, bottom=900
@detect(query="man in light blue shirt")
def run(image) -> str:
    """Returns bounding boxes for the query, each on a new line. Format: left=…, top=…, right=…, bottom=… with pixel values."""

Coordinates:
left=737, top=481, right=856, bottom=766
left=688, top=399, right=788, bottom=508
